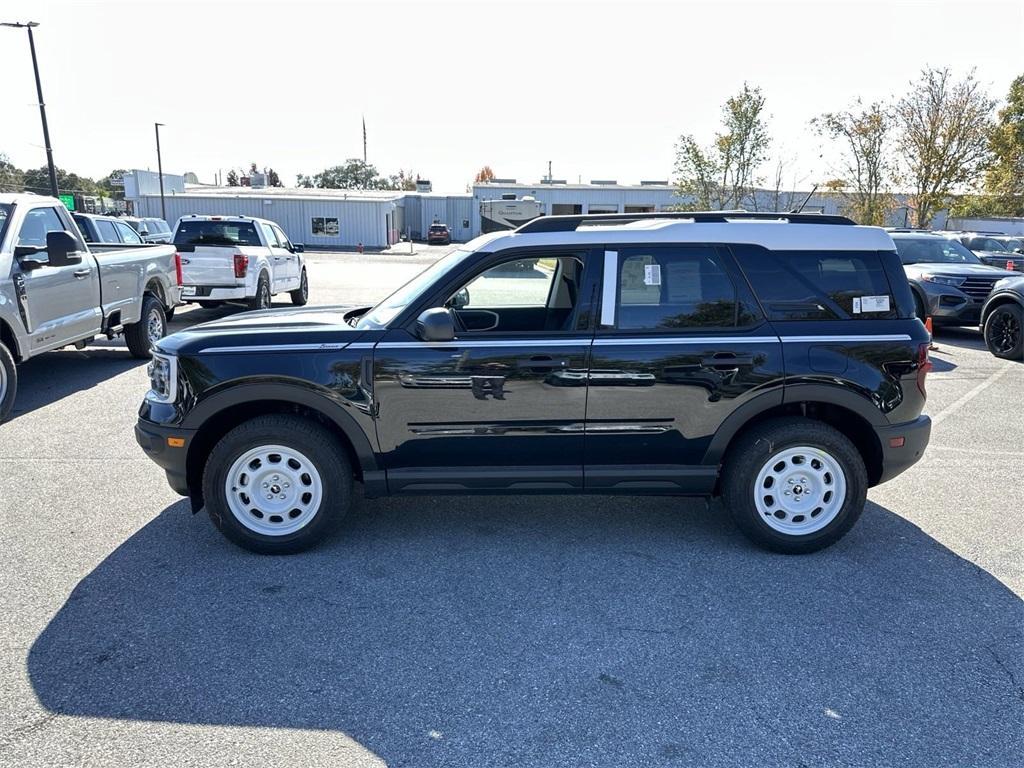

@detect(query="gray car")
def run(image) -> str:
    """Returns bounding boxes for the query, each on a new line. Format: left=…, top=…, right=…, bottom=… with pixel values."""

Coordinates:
left=888, top=231, right=1019, bottom=326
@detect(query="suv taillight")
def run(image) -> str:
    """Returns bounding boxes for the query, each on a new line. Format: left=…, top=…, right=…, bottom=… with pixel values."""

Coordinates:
left=916, top=342, right=933, bottom=397
left=174, top=252, right=183, bottom=286
left=233, top=253, right=248, bottom=278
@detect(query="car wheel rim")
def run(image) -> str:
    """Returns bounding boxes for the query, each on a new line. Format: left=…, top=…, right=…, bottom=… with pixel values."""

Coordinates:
left=0, top=363, right=7, bottom=404
left=988, top=310, right=1020, bottom=354
left=302, top=273, right=308, bottom=300
left=754, top=446, right=847, bottom=535
left=224, top=444, right=324, bottom=536
left=146, top=309, right=163, bottom=346
left=261, top=283, right=270, bottom=308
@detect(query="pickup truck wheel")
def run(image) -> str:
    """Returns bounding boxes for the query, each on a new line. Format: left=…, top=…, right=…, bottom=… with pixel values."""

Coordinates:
left=202, top=415, right=353, bottom=554
left=984, top=303, right=1023, bottom=360
left=290, top=268, right=309, bottom=306
left=0, top=341, right=16, bottom=424
left=721, top=417, right=867, bottom=554
left=124, top=295, right=166, bottom=359
left=248, top=273, right=272, bottom=311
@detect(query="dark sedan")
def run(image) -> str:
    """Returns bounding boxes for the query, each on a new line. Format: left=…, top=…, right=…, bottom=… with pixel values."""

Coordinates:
left=981, top=276, right=1024, bottom=360
left=889, top=232, right=1019, bottom=327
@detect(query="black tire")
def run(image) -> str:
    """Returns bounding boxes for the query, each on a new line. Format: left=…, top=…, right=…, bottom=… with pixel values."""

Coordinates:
left=0, top=341, right=17, bottom=425
left=983, top=303, right=1024, bottom=360
left=202, top=415, right=353, bottom=554
left=124, top=294, right=166, bottom=359
left=247, top=273, right=272, bottom=311
left=196, top=300, right=224, bottom=309
left=721, top=417, right=868, bottom=554
left=290, top=268, right=309, bottom=306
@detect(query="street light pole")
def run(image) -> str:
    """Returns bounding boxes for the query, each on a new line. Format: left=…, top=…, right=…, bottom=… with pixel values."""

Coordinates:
left=154, top=122, right=166, bottom=221
left=1, top=21, right=58, bottom=197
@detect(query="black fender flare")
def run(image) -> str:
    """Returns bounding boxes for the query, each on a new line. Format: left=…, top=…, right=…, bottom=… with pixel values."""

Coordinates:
left=183, top=380, right=380, bottom=475
left=981, top=291, right=1024, bottom=328
left=701, top=382, right=886, bottom=467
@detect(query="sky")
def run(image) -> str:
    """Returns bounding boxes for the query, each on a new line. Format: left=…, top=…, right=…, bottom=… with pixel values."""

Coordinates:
left=1, top=0, right=1021, bottom=194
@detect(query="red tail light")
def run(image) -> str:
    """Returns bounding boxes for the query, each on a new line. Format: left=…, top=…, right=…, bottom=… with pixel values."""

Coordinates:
left=916, top=342, right=933, bottom=397
left=174, top=252, right=183, bottom=286
left=233, top=253, right=248, bottom=278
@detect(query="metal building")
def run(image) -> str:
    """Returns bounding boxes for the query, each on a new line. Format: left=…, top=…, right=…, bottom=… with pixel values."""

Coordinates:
left=130, top=184, right=405, bottom=249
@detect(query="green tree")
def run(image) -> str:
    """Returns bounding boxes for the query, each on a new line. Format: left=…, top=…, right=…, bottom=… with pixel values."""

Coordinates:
left=21, top=166, right=99, bottom=196
left=296, top=173, right=313, bottom=188
left=265, top=168, right=283, bottom=187
left=812, top=100, right=894, bottom=225
left=385, top=169, right=417, bottom=191
left=894, top=67, right=995, bottom=227
left=226, top=169, right=239, bottom=187
left=97, top=169, right=128, bottom=196
left=961, top=74, right=1024, bottom=216
left=674, top=83, right=770, bottom=210
left=0, top=154, right=24, bottom=192
left=314, top=159, right=382, bottom=189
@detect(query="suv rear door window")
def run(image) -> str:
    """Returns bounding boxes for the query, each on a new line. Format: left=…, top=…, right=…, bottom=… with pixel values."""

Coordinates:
left=96, top=219, right=119, bottom=242
left=613, top=246, right=754, bottom=330
left=174, top=220, right=262, bottom=247
left=735, top=248, right=896, bottom=320
left=115, top=221, right=143, bottom=244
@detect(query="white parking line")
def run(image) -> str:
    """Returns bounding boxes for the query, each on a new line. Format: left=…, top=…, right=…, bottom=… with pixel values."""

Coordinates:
left=930, top=362, right=1015, bottom=427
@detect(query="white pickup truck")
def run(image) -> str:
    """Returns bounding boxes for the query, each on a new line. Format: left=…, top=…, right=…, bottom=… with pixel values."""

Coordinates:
left=0, top=193, right=181, bottom=423
left=172, top=215, right=308, bottom=310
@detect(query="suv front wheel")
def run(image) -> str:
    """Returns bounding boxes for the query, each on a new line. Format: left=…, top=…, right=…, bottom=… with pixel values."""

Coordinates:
left=721, top=418, right=867, bottom=554
left=202, top=415, right=353, bottom=554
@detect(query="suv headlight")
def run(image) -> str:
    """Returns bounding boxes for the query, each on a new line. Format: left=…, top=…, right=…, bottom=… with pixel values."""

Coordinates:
left=920, top=273, right=966, bottom=287
left=146, top=352, right=178, bottom=402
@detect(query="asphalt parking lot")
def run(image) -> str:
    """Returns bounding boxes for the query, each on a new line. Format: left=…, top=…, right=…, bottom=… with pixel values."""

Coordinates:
left=1, top=248, right=1022, bottom=767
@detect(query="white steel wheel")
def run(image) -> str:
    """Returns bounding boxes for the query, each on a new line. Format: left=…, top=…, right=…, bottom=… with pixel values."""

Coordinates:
left=224, top=444, right=324, bottom=536
left=753, top=446, right=847, bottom=535
left=146, top=306, right=164, bottom=346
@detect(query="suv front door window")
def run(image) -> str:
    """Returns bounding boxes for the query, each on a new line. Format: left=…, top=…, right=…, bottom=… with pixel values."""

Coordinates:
left=371, top=250, right=597, bottom=492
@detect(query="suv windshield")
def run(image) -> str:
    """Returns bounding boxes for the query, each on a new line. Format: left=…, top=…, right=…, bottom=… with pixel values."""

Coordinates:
left=174, top=220, right=262, bottom=247
left=355, top=249, right=472, bottom=329
left=893, top=237, right=982, bottom=265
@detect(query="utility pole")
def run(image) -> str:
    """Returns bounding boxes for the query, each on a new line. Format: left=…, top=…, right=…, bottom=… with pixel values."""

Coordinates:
left=154, top=122, right=166, bottom=221
left=362, top=115, right=367, bottom=164
left=2, top=21, right=58, bottom=197
left=547, top=160, right=552, bottom=183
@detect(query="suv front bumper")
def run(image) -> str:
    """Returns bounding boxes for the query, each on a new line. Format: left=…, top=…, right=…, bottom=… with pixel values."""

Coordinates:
left=135, top=418, right=195, bottom=497
left=875, top=415, right=931, bottom=484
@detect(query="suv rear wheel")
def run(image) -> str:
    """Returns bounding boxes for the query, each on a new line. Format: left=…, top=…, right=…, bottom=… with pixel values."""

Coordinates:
left=202, top=415, right=353, bottom=554
left=721, top=418, right=867, bottom=554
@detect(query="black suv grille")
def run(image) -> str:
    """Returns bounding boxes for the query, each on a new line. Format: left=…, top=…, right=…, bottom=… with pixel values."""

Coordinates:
left=959, top=276, right=1000, bottom=301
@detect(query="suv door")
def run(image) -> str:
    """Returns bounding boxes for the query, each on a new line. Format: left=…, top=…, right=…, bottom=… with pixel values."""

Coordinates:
left=14, top=205, right=100, bottom=354
left=372, top=249, right=598, bottom=492
left=584, top=244, right=784, bottom=492
left=114, top=220, right=143, bottom=245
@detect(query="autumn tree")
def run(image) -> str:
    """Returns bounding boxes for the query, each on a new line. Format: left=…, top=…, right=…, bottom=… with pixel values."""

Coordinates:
left=812, top=100, right=894, bottom=225
left=674, top=83, right=771, bottom=210
left=963, top=74, right=1024, bottom=216
left=894, top=68, right=995, bottom=227
left=474, top=166, right=496, bottom=183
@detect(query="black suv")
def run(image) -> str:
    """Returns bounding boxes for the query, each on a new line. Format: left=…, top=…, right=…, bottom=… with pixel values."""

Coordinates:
left=137, top=212, right=933, bottom=555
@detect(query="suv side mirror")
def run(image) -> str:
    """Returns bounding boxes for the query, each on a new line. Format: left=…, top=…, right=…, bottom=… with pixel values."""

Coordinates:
left=416, top=307, right=455, bottom=342
left=292, top=243, right=304, bottom=253
left=45, top=231, right=82, bottom=267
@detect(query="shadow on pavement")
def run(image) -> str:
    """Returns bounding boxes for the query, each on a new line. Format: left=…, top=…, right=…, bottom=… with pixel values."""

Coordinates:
left=27, top=495, right=1023, bottom=766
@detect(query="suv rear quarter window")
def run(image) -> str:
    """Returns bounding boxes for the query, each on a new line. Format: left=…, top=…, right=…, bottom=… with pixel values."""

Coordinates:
left=733, top=247, right=897, bottom=320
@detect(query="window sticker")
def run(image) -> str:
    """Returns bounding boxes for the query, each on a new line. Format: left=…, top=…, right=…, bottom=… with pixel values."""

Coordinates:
left=644, top=263, right=662, bottom=286
left=860, top=295, right=890, bottom=313
left=852, top=297, right=861, bottom=314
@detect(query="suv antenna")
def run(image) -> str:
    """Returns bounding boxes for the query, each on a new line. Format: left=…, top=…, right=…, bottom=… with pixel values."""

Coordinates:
left=791, top=184, right=818, bottom=214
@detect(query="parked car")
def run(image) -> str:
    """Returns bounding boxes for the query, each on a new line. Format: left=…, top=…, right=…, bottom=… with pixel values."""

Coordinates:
left=888, top=230, right=1019, bottom=326
left=171, top=215, right=307, bottom=310
left=427, top=223, right=451, bottom=245
left=74, top=212, right=147, bottom=246
left=980, top=275, right=1024, bottom=360
left=123, top=216, right=173, bottom=244
left=137, top=211, right=932, bottom=556
left=941, top=231, right=1024, bottom=273
left=0, top=194, right=181, bottom=423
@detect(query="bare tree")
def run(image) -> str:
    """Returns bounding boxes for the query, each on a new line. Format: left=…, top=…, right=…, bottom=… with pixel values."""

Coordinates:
left=812, top=100, right=894, bottom=225
left=674, top=83, right=771, bottom=210
left=894, top=68, right=995, bottom=227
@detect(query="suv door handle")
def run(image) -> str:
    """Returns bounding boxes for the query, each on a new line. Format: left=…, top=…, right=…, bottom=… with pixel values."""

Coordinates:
left=516, top=355, right=568, bottom=370
left=701, top=354, right=754, bottom=369
left=73, top=268, right=91, bottom=279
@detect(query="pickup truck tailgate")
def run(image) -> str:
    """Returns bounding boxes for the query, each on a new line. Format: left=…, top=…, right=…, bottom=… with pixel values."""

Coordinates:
left=179, top=245, right=264, bottom=286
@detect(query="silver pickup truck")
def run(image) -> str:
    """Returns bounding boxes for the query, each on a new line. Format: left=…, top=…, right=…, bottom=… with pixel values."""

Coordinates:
left=0, top=193, right=182, bottom=423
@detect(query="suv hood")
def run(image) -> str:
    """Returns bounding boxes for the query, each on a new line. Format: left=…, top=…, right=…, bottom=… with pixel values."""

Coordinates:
left=903, top=262, right=1019, bottom=278
left=156, top=305, right=373, bottom=355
